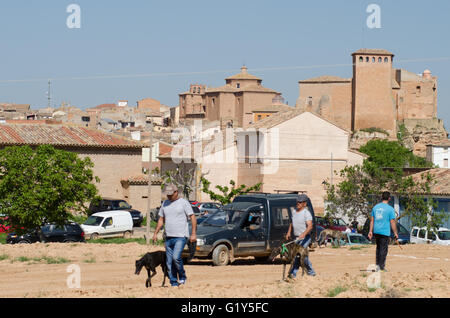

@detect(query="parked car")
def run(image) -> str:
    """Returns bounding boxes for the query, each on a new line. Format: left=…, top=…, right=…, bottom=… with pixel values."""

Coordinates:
left=6, top=223, right=85, bottom=244
left=198, top=202, right=223, bottom=216
left=362, top=218, right=410, bottom=244
left=182, top=193, right=317, bottom=266
left=315, top=216, right=348, bottom=232
left=88, top=198, right=143, bottom=227
left=410, top=227, right=450, bottom=246
left=81, top=211, right=133, bottom=240
left=189, top=201, right=200, bottom=207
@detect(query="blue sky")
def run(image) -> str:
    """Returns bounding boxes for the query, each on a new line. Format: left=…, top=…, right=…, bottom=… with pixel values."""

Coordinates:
left=1, top=0, right=449, bottom=130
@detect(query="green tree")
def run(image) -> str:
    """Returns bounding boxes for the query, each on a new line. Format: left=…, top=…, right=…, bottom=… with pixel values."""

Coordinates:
left=200, top=177, right=262, bottom=205
left=359, top=139, right=433, bottom=168
left=324, top=140, right=447, bottom=231
left=0, top=145, right=100, bottom=234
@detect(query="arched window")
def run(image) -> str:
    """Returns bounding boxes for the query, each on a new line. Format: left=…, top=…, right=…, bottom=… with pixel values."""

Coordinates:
left=359, top=56, right=363, bottom=62
left=366, top=57, right=369, bottom=62
left=384, top=57, right=389, bottom=63
left=372, top=57, right=375, bottom=63
left=378, top=57, right=382, bottom=63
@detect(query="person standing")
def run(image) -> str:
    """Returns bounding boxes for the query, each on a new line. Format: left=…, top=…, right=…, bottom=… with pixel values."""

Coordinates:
left=153, top=183, right=197, bottom=287
left=368, top=191, right=398, bottom=272
left=285, top=194, right=316, bottom=278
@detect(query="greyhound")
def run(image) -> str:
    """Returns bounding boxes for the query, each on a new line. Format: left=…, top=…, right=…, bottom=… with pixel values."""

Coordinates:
left=270, top=241, right=309, bottom=281
left=135, top=251, right=169, bottom=288
left=317, top=229, right=347, bottom=248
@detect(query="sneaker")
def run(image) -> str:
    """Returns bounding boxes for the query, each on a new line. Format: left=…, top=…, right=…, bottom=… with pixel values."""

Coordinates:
left=287, top=273, right=296, bottom=279
left=179, top=279, right=186, bottom=285
left=307, top=272, right=316, bottom=277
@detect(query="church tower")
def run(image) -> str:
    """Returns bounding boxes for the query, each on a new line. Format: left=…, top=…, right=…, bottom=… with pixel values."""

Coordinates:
left=351, top=49, right=397, bottom=134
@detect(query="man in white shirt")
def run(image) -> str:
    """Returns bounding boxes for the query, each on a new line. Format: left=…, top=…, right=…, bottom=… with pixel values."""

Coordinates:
left=285, top=194, right=316, bottom=278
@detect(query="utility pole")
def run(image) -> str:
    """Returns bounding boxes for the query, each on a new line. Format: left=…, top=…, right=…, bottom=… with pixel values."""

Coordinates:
left=146, top=120, right=154, bottom=245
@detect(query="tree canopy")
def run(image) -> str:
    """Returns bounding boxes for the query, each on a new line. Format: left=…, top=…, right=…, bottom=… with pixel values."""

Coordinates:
left=200, top=177, right=262, bottom=205
left=0, top=145, right=100, bottom=233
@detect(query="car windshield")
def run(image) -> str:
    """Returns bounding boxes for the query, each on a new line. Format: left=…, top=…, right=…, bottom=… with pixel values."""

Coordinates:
left=349, top=235, right=369, bottom=244
left=111, top=201, right=131, bottom=210
left=438, top=230, right=450, bottom=241
left=84, top=216, right=104, bottom=226
left=333, top=219, right=347, bottom=226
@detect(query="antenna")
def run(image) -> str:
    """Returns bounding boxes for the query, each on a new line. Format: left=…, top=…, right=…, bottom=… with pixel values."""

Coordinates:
left=47, top=79, right=52, bottom=108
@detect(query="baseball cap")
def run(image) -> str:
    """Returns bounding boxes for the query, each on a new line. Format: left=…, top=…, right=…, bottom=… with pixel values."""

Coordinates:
left=162, top=183, right=178, bottom=196
left=296, top=194, right=308, bottom=203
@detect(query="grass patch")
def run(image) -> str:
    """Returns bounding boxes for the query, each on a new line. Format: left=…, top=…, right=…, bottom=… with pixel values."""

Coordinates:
left=0, top=233, right=6, bottom=244
left=84, top=257, right=96, bottom=263
left=87, top=237, right=164, bottom=246
left=15, top=256, right=32, bottom=262
left=349, top=246, right=362, bottom=251
left=42, top=256, right=70, bottom=264
left=360, top=127, right=390, bottom=136
left=326, top=286, right=348, bottom=297
left=368, top=287, right=378, bottom=292
left=0, top=254, right=9, bottom=261
left=14, top=256, right=70, bottom=264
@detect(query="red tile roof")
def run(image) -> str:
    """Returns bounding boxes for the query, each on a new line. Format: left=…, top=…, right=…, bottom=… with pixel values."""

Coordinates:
left=0, top=123, right=144, bottom=149
left=410, top=168, right=450, bottom=195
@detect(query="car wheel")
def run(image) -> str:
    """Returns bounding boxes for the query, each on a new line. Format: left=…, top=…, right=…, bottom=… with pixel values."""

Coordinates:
left=18, top=240, right=30, bottom=244
left=123, top=231, right=132, bottom=239
left=90, top=233, right=99, bottom=240
left=212, top=244, right=230, bottom=266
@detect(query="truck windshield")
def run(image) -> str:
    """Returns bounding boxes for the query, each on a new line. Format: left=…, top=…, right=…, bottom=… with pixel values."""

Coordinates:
left=438, top=230, right=450, bottom=241
left=84, top=216, right=104, bottom=226
left=203, top=210, right=247, bottom=226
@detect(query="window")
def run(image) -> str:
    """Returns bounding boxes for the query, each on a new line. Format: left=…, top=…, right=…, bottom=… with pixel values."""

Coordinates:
left=384, top=57, right=389, bottom=63
left=271, top=207, right=291, bottom=228
left=418, top=229, right=426, bottom=238
left=378, top=57, right=382, bottom=63
left=366, top=57, right=369, bottom=62
left=372, top=57, right=376, bottom=63
left=103, top=217, right=113, bottom=227
left=237, top=83, right=240, bottom=88
left=412, top=228, right=418, bottom=237
left=416, top=86, right=421, bottom=95
left=308, top=96, right=313, bottom=107
left=257, top=115, right=262, bottom=120
left=359, top=56, right=363, bottom=62
left=444, top=159, right=448, bottom=168
left=427, top=231, right=436, bottom=241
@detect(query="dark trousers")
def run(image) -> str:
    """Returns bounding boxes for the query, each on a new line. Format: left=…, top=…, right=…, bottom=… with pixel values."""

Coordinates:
left=374, top=234, right=390, bottom=270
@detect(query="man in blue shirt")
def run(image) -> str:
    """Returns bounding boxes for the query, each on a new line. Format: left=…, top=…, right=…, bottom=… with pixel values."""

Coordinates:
left=368, top=192, right=398, bottom=271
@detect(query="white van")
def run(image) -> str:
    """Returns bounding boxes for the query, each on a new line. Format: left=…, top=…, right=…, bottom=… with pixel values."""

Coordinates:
left=81, top=211, right=133, bottom=240
left=410, top=226, right=450, bottom=246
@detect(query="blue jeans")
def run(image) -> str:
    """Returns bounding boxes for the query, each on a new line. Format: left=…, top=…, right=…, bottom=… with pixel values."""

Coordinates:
left=165, top=237, right=187, bottom=286
left=289, top=235, right=316, bottom=277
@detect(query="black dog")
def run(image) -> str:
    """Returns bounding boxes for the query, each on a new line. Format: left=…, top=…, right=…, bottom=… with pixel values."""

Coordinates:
left=135, top=251, right=169, bottom=288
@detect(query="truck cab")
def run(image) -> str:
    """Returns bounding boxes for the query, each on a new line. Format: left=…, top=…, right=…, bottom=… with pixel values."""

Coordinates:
left=183, top=193, right=316, bottom=266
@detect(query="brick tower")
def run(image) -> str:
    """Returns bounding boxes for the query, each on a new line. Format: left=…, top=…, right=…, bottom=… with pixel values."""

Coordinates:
left=351, top=49, right=397, bottom=135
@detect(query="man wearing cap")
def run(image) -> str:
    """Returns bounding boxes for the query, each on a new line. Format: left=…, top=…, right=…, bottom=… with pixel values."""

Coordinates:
left=153, top=183, right=197, bottom=287
left=285, top=194, right=316, bottom=278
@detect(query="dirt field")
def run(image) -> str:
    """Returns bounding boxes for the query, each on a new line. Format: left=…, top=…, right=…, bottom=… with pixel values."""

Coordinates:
left=0, top=243, right=448, bottom=298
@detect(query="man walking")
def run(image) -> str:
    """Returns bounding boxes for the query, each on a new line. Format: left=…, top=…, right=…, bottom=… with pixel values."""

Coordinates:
left=153, top=183, right=197, bottom=287
left=285, top=194, right=316, bottom=278
left=368, top=191, right=398, bottom=272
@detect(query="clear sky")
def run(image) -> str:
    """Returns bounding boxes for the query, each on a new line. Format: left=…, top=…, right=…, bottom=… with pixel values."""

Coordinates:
left=1, top=0, right=449, bottom=130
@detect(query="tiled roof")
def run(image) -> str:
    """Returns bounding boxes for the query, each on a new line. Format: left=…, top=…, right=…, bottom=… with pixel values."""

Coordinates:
left=410, top=169, right=450, bottom=195
left=352, top=49, right=394, bottom=56
left=206, top=84, right=279, bottom=94
left=299, top=76, right=351, bottom=83
left=226, top=73, right=262, bottom=81
left=0, top=123, right=144, bottom=149
left=427, top=141, right=450, bottom=147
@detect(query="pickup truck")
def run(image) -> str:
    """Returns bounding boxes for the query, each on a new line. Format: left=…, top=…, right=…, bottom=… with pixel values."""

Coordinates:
left=183, top=193, right=317, bottom=266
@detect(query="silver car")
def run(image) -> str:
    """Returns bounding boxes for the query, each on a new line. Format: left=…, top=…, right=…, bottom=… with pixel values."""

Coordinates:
left=198, top=202, right=223, bottom=216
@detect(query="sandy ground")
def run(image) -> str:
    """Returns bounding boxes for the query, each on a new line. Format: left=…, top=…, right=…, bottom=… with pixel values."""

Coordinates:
left=0, top=243, right=448, bottom=298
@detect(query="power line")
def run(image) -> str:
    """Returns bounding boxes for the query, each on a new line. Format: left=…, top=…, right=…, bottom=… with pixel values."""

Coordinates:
left=0, top=56, right=449, bottom=84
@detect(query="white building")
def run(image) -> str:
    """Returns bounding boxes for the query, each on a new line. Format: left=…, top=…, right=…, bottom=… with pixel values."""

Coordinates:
left=426, top=142, right=450, bottom=168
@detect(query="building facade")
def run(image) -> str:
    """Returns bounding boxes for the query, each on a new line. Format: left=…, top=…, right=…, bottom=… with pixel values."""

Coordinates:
left=297, top=49, right=438, bottom=135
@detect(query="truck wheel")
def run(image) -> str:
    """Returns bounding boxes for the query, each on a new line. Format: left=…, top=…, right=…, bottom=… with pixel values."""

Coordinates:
left=90, top=233, right=99, bottom=240
left=123, top=231, right=132, bottom=239
left=212, top=244, right=230, bottom=266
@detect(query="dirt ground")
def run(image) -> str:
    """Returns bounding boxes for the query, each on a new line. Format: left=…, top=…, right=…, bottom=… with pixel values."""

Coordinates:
left=0, top=243, right=448, bottom=298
